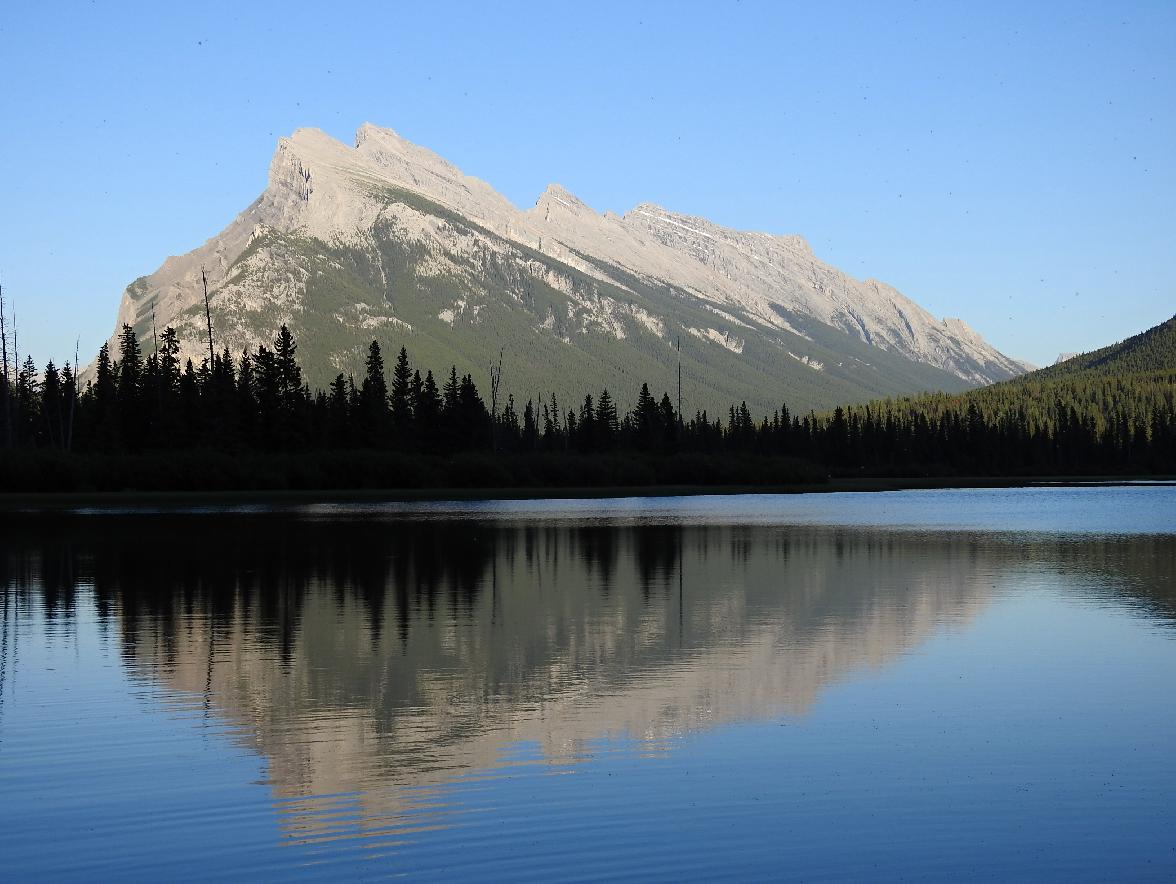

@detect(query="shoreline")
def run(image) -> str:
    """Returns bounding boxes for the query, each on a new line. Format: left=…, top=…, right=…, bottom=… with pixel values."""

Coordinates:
left=1, top=475, right=1171, bottom=512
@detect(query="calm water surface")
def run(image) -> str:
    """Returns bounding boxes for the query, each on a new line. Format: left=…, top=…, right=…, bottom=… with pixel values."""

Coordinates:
left=1, top=486, right=1174, bottom=880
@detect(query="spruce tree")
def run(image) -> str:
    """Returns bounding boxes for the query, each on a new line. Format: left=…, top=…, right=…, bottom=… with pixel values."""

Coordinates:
left=361, top=340, right=390, bottom=445
left=634, top=382, right=657, bottom=451
left=116, top=325, right=143, bottom=446
left=389, top=346, right=414, bottom=445
left=41, top=361, right=62, bottom=448
left=328, top=373, right=349, bottom=445
left=92, top=343, right=119, bottom=450
left=416, top=369, right=442, bottom=451
left=596, top=389, right=619, bottom=449
left=275, top=325, right=302, bottom=408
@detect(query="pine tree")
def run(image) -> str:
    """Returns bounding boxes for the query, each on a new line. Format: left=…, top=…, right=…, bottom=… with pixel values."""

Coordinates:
left=275, top=325, right=302, bottom=407
left=596, top=389, right=619, bottom=449
left=658, top=392, right=678, bottom=452
left=634, top=382, right=658, bottom=451
left=410, top=369, right=424, bottom=423
left=577, top=394, right=595, bottom=453
left=417, top=369, right=442, bottom=451
left=389, top=346, right=414, bottom=446
left=253, top=344, right=280, bottom=448
left=360, top=340, right=389, bottom=445
left=116, top=325, right=144, bottom=446
left=522, top=399, right=538, bottom=451
left=41, top=360, right=63, bottom=448
left=16, top=355, right=41, bottom=445
left=92, top=343, right=119, bottom=450
left=159, top=327, right=181, bottom=393
left=442, top=365, right=460, bottom=413
left=328, top=373, right=349, bottom=446
left=457, top=373, right=488, bottom=448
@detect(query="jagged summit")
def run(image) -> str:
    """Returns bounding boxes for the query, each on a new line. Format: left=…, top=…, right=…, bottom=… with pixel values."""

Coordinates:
left=101, top=123, right=1030, bottom=413
left=354, top=121, right=396, bottom=146
left=535, top=183, right=591, bottom=211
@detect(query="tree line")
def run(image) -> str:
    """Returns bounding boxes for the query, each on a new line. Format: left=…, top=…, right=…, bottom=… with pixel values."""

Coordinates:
left=0, top=322, right=1172, bottom=488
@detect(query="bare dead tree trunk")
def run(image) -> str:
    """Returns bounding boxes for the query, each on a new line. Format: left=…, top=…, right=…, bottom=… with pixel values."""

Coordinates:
left=489, top=347, right=504, bottom=452
left=202, top=266, right=215, bottom=369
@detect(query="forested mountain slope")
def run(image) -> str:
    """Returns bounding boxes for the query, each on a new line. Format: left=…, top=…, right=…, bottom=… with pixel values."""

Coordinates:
left=1033, top=315, right=1176, bottom=380
left=808, top=314, right=1176, bottom=475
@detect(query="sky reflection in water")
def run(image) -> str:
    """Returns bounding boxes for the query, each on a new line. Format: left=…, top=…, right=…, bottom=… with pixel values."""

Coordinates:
left=1, top=487, right=1174, bottom=880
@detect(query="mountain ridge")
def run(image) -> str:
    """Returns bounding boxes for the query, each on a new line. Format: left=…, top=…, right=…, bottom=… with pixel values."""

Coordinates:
left=103, top=123, right=1031, bottom=415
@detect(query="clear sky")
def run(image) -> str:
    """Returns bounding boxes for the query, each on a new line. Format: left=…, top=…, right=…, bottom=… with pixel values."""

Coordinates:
left=1, top=0, right=1172, bottom=368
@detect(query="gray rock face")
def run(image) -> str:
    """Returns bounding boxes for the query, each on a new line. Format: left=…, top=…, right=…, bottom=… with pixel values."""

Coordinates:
left=102, top=124, right=1030, bottom=412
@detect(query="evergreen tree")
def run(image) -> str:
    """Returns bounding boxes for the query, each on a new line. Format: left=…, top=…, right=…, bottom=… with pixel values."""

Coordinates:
left=658, top=392, right=678, bottom=452
left=253, top=344, right=280, bottom=448
left=596, top=389, right=619, bottom=449
left=416, top=369, right=442, bottom=452
left=116, top=325, right=144, bottom=446
left=328, top=373, right=350, bottom=446
left=274, top=325, right=302, bottom=408
left=457, top=374, right=488, bottom=448
left=441, top=365, right=462, bottom=452
left=159, top=327, right=181, bottom=393
left=16, top=355, right=41, bottom=445
left=634, top=383, right=658, bottom=452
left=360, top=340, right=390, bottom=445
left=91, top=343, right=119, bottom=450
left=389, top=346, right=414, bottom=446
left=41, top=361, right=63, bottom=448
left=576, top=394, right=596, bottom=452
left=522, top=399, right=538, bottom=451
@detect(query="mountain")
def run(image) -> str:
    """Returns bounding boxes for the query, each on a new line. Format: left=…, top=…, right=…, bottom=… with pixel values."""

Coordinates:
left=103, top=124, right=1030, bottom=415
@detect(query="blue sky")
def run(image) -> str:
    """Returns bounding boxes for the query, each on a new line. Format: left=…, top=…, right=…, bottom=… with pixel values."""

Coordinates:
left=0, top=0, right=1172, bottom=368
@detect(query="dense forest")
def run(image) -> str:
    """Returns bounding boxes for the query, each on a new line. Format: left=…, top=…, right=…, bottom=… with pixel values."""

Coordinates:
left=0, top=314, right=1172, bottom=492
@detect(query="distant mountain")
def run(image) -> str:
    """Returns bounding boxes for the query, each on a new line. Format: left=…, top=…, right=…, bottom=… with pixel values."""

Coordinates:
left=101, top=124, right=1030, bottom=415
left=1037, top=315, right=1176, bottom=380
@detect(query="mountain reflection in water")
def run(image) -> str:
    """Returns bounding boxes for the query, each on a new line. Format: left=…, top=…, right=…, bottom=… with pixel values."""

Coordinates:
left=3, top=508, right=1173, bottom=852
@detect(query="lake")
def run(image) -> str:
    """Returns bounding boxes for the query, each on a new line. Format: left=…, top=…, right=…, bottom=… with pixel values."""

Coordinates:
left=1, top=486, right=1174, bottom=881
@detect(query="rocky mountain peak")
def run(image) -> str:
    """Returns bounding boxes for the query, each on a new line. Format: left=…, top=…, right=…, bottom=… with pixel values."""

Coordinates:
left=354, top=121, right=401, bottom=148
left=98, top=122, right=1031, bottom=405
left=534, top=184, right=593, bottom=217
left=353, top=122, right=459, bottom=176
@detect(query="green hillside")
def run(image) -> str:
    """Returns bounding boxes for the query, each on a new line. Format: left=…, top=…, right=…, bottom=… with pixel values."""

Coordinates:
left=803, top=313, right=1176, bottom=475
left=1033, top=314, right=1176, bottom=380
